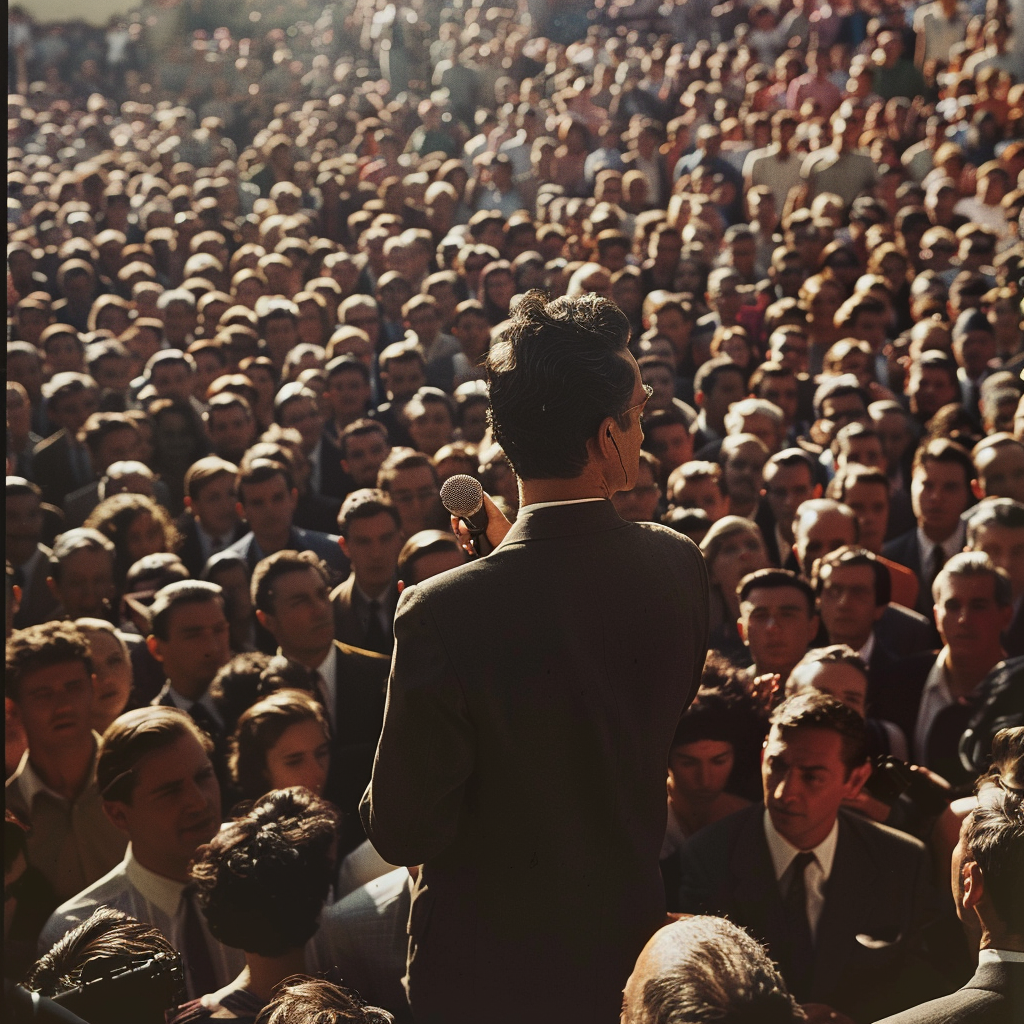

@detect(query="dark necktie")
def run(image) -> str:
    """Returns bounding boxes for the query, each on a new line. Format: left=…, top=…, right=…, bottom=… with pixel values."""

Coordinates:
left=928, top=543, right=947, bottom=590
left=781, top=851, right=816, bottom=998
left=181, top=886, right=218, bottom=998
left=363, top=598, right=388, bottom=654
left=188, top=700, right=219, bottom=742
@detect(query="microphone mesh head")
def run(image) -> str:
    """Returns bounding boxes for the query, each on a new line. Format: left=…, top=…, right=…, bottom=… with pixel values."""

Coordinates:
left=440, top=474, right=484, bottom=517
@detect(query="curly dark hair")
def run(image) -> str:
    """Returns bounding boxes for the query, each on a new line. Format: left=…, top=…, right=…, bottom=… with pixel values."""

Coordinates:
left=84, top=493, right=181, bottom=585
left=190, top=787, right=338, bottom=957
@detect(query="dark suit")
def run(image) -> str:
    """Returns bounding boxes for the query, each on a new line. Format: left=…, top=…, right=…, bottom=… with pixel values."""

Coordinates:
left=874, top=604, right=937, bottom=660
left=678, top=805, right=949, bottom=1022
left=330, top=574, right=399, bottom=655
left=31, top=430, right=92, bottom=507
left=11, top=544, right=59, bottom=629
left=1004, top=601, right=1024, bottom=658
left=175, top=516, right=248, bottom=578
left=873, top=958, right=1024, bottom=1024
left=360, top=501, right=710, bottom=1024
left=218, top=526, right=349, bottom=578
left=883, top=529, right=924, bottom=610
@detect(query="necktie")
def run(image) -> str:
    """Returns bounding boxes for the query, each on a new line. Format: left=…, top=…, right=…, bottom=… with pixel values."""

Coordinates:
left=188, top=701, right=219, bottom=742
left=181, top=886, right=218, bottom=998
left=928, top=543, right=947, bottom=590
left=363, top=598, right=388, bottom=654
left=314, top=670, right=334, bottom=730
left=781, top=851, right=816, bottom=998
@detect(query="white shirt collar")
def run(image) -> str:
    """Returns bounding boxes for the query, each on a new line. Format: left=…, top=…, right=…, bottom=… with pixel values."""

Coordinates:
left=123, top=843, right=188, bottom=918
left=517, top=497, right=607, bottom=515
left=315, top=643, right=338, bottom=728
left=763, top=807, right=840, bottom=882
left=978, top=948, right=1024, bottom=965
left=916, top=521, right=965, bottom=565
left=857, top=631, right=876, bottom=665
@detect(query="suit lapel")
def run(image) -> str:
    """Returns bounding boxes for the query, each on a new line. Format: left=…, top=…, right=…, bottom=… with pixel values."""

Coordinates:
left=729, top=810, right=787, bottom=950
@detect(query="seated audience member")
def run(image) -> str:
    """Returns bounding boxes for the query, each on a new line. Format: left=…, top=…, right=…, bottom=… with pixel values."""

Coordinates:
left=203, top=393, right=257, bottom=467
left=169, top=788, right=338, bottom=1023
left=965, top=499, right=1024, bottom=657
left=612, top=449, right=663, bottom=523
left=662, top=507, right=713, bottom=545
left=791, top=498, right=858, bottom=578
left=203, top=551, right=257, bottom=654
left=45, top=528, right=118, bottom=622
left=177, top=457, right=246, bottom=578
left=75, top=618, right=133, bottom=734
left=827, top=465, right=919, bottom=608
left=29, top=907, right=185, bottom=1024
left=148, top=581, right=233, bottom=749
left=718, top=434, right=770, bottom=520
left=885, top=553, right=1014, bottom=785
left=6, top=477, right=59, bottom=629
left=404, top=388, right=456, bottom=458
left=736, top=569, right=820, bottom=685
left=333, top=490, right=404, bottom=655
left=971, top=435, right=1024, bottom=505
left=666, top=461, right=730, bottom=522
left=875, top=753, right=1024, bottom=1024
left=221, top=459, right=347, bottom=575
left=692, top=356, right=749, bottom=450
left=4, top=809, right=56, bottom=984
left=84, top=493, right=182, bottom=589
left=376, top=449, right=446, bottom=539
left=340, top=420, right=392, bottom=491
left=758, top=449, right=819, bottom=568
left=699, top=517, right=771, bottom=663
left=884, top=439, right=977, bottom=617
left=256, top=977, right=394, bottom=1024
left=31, top=372, right=100, bottom=508
left=5, top=622, right=127, bottom=906
left=395, top=530, right=467, bottom=585
left=678, top=691, right=948, bottom=1021
left=813, top=547, right=936, bottom=703
left=643, top=407, right=694, bottom=482
left=39, top=707, right=245, bottom=1000
left=621, top=916, right=805, bottom=1024
left=251, top=550, right=389, bottom=848
left=62, top=412, right=143, bottom=528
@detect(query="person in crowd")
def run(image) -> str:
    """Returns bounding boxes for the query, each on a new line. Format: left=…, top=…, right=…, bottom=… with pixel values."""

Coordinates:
left=38, top=706, right=245, bottom=1001
left=255, top=977, right=394, bottom=1024
left=621, top=916, right=805, bottom=1024
left=84, top=493, right=182, bottom=588
left=395, top=530, right=467, bottom=585
left=169, top=788, right=338, bottom=1023
left=177, top=457, right=247, bottom=579
left=6, top=477, right=59, bottom=629
left=678, top=691, right=949, bottom=1022
left=758, top=449, right=819, bottom=568
left=75, top=617, right=133, bottom=734
left=375, top=450, right=447, bottom=540
left=31, top=373, right=99, bottom=508
left=332, top=490, right=403, bottom=655
left=790, top=499, right=858, bottom=579
left=44, top=528, right=119, bottom=622
left=340, top=421, right=393, bottom=491
left=5, top=622, right=127, bottom=906
left=964, top=499, right=1024, bottom=657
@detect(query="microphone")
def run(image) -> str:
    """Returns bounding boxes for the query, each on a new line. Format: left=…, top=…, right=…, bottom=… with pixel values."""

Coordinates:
left=440, top=474, right=494, bottom=557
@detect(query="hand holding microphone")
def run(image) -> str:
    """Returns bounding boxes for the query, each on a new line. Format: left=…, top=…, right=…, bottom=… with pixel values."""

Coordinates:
left=440, top=474, right=512, bottom=557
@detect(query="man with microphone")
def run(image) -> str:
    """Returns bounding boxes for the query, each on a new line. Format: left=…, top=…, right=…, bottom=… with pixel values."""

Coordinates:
left=360, top=292, right=710, bottom=1024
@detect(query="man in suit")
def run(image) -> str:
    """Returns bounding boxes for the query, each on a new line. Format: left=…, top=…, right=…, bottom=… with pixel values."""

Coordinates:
left=6, top=477, right=58, bottom=628
left=360, top=293, right=710, bottom=1024
left=758, top=449, right=820, bottom=568
left=874, top=774, right=1024, bottom=1023
left=31, top=372, right=100, bottom=508
left=60, top=413, right=141, bottom=528
left=218, top=459, right=347, bottom=577
left=251, top=549, right=389, bottom=850
left=884, top=440, right=977, bottom=618
left=176, top=457, right=247, bottom=578
left=965, top=499, right=1024, bottom=658
left=333, top=489, right=403, bottom=655
left=678, top=692, right=948, bottom=1023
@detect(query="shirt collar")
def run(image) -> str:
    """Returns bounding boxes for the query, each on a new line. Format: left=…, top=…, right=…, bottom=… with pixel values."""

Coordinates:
left=123, top=843, right=188, bottom=918
left=978, top=948, right=1024, bottom=965
left=517, top=497, right=607, bottom=515
left=157, top=682, right=223, bottom=729
left=14, top=733, right=101, bottom=808
left=316, top=642, right=338, bottom=686
left=763, top=808, right=840, bottom=882
left=857, top=631, right=876, bottom=665
left=917, top=521, right=965, bottom=563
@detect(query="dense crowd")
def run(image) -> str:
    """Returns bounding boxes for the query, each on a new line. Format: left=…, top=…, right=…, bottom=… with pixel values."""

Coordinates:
left=5, top=0, right=1024, bottom=1020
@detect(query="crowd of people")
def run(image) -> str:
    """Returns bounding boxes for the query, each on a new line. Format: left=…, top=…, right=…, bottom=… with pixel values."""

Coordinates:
left=5, top=0, right=1024, bottom=1019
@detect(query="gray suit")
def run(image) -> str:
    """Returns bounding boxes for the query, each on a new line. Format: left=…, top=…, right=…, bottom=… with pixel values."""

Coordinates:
left=360, top=500, right=709, bottom=1024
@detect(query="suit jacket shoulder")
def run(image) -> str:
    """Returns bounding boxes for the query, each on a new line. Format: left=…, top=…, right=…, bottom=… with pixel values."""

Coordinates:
left=872, top=961, right=1023, bottom=1024
left=883, top=529, right=920, bottom=575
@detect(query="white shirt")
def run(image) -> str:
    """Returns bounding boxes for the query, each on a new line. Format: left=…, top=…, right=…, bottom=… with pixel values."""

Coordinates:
left=763, top=809, right=839, bottom=940
left=978, top=948, right=1024, bottom=965
left=315, top=642, right=339, bottom=730
left=308, top=437, right=324, bottom=495
left=39, top=845, right=245, bottom=999
left=857, top=631, right=876, bottom=667
left=912, top=648, right=984, bottom=765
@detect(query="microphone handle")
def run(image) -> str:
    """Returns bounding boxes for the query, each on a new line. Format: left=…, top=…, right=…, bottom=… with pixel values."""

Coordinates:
left=459, top=506, right=494, bottom=557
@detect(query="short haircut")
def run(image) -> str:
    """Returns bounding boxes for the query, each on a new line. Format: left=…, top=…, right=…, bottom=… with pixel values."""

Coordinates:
left=184, top=456, right=239, bottom=501
left=933, top=550, right=1013, bottom=607
left=626, top=915, right=804, bottom=1024
left=250, top=549, right=329, bottom=616
left=911, top=437, right=975, bottom=487
left=228, top=688, right=328, bottom=802
left=694, top=355, right=745, bottom=396
left=670, top=685, right=756, bottom=750
left=148, top=580, right=225, bottom=641
left=258, top=977, right=395, bottom=1024
left=340, top=417, right=389, bottom=459
left=967, top=498, right=1024, bottom=545
left=6, top=621, right=92, bottom=702
left=78, top=412, right=137, bottom=455
left=97, top=706, right=213, bottom=803
left=827, top=464, right=890, bottom=503
left=962, top=785, right=1024, bottom=933
left=337, top=488, right=401, bottom=538
left=813, top=546, right=891, bottom=606
left=376, top=449, right=437, bottom=492
left=738, top=568, right=816, bottom=614
left=237, top=458, right=295, bottom=501
left=190, top=788, right=338, bottom=956
left=763, top=447, right=815, bottom=483
left=396, top=529, right=464, bottom=583
left=486, top=291, right=634, bottom=480
left=812, top=374, right=867, bottom=421
left=29, top=907, right=183, bottom=1013
left=769, top=690, right=868, bottom=772
left=793, top=498, right=858, bottom=541
left=789, top=644, right=870, bottom=690
left=325, top=354, right=370, bottom=384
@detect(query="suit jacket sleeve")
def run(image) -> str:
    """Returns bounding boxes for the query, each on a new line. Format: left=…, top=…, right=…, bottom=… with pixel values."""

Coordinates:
left=359, top=582, right=475, bottom=866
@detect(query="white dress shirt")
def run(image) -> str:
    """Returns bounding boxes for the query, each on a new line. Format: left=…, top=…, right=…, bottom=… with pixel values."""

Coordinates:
left=978, top=948, right=1024, bottom=965
left=315, top=642, right=339, bottom=730
left=763, top=809, right=839, bottom=940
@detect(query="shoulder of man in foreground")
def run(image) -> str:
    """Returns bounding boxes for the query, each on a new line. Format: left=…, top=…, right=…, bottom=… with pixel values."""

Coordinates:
left=38, top=861, right=128, bottom=954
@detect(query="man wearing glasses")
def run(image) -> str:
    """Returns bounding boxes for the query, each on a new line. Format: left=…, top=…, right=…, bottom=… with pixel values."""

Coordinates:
left=361, top=292, right=710, bottom=1024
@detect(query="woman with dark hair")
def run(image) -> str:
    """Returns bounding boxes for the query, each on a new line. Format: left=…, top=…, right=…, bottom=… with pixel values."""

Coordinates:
left=146, top=399, right=209, bottom=513
left=168, top=787, right=339, bottom=1023
left=84, top=493, right=181, bottom=587
left=478, top=260, right=516, bottom=326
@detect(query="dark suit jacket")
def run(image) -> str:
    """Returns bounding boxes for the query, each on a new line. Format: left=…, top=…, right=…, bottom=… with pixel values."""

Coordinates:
left=175, top=516, right=248, bottom=579
left=360, top=501, right=710, bottom=1024
left=218, top=526, right=349, bottom=578
left=873, top=958, right=1024, bottom=1024
left=11, top=544, right=59, bottom=629
left=874, top=604, right=937, bottom=660
left=31, top=430, right=90, bottom=507
left=678, top=805, right=949, bottom=1022
left=1004, top=601, right=1024, bottom=658
left=330, top=574, right=399, bottom=655
left=883, top=529, right=938, bottom=620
